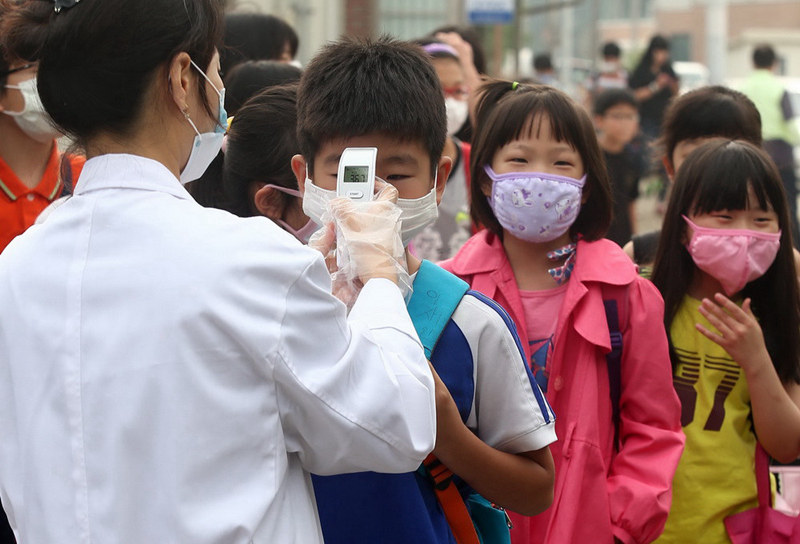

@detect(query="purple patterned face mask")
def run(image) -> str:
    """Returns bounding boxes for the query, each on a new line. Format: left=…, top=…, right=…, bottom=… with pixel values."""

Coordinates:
left=484, top=165, right=586, bottom=243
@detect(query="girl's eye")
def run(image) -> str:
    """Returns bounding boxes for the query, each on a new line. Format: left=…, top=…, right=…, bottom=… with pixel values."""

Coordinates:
left=385, top=174, right=411, bottom=182
left=509, top=157, right=527, bottom=164
left=555, top=161, right=573, bottom=166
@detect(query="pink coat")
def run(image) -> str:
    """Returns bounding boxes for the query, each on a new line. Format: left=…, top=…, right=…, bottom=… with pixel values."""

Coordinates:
left=441, top=231, right=684, bottom=544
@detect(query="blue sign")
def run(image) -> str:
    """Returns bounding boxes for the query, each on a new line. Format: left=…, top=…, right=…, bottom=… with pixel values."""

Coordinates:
left=467, top=0, right=515, bottom=25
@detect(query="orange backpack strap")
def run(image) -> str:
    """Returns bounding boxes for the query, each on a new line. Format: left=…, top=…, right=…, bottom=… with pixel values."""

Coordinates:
left=422, top=453, right=481, bottom=544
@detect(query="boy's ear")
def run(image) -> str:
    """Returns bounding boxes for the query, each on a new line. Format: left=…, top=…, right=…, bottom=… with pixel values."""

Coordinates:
left=291, top=154, right=307, bottom=195
left=253, top=184, right=285, bottom=220
left=435, top=156, right=453, bottom=205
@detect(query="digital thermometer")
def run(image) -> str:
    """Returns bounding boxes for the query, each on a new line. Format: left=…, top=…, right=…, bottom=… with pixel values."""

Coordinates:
left=336, top=147, right=377, bottom=202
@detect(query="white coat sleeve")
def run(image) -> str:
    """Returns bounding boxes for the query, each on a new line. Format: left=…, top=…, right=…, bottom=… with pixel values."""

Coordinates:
left=273, top=256, right=436, bottom=476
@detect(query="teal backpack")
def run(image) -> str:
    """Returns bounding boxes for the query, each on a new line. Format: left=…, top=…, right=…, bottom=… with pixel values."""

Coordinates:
left=407, top=260, right=512, bottom=544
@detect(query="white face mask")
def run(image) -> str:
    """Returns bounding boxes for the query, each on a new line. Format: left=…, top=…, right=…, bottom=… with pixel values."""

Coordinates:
left=445, top=97, right=469, bottom=137
left=396, top=172, right=439, bottom=246
left=301, top=169, right=336, bottom=227
left=3, top=77, right=62, bottom=143
left=180, top=60, right=228, bottom=185
left=301, top=167, right=439, bottom=247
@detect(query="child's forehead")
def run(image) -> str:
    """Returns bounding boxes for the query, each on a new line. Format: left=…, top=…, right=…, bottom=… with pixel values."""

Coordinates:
left=316, top=133, right=430, bottom=167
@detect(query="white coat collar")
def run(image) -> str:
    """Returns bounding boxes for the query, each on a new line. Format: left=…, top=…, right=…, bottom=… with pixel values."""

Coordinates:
left=73, top=153, right=192, bottom=200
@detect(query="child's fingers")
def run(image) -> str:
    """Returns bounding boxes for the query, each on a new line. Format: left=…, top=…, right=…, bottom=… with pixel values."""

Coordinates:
left=697, top=300, right=735, bottom=338
left=712, top=292, right=750, bottom=322
left=696, top=322, right=725, bottom=345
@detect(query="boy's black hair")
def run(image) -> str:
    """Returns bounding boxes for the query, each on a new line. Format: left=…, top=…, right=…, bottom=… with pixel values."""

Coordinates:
left=533, top=53, right=553, bottom=72
left=660, top=85, right=762, bottom=168
left=753, top=44, right=776, bottom=69
left=651, top=139, right=800, bottom=384
left=224, top=60, right=301, bottom=116
left=593, top=88, right=637, bottom=116
left=223, top=84, right=299, bottom=218
left=601, top=41, right=621, bottom=59
left=470, top=80, right=612, bottom=241
left=296, top=36, right=446, bottom=175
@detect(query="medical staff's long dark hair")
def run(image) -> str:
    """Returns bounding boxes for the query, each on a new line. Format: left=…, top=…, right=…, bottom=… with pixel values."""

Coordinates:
left=0, top=0, right=223, bottom=148
left=651, top=139, right=800, bottom=383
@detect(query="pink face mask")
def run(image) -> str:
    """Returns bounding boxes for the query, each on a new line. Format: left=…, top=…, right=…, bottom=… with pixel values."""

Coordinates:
left=683, top=215, right=781, bottom=296
left=265, top=184, right=317, bottom=244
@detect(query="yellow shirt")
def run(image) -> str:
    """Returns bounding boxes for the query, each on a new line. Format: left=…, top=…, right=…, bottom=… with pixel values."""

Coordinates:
left=656, top=296, right=757, bottom=544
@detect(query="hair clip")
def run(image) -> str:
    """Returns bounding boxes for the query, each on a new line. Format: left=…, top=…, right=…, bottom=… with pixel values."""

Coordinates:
left=511, top=81, right=520, bottom=90
left=54, top=0, right=81, bottom=14
left=422, top=43, right=459, bottom=58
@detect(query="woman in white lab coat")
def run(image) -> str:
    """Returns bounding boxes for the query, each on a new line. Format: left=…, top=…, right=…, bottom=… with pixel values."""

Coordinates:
left=0, top=1, right=437, bottom=542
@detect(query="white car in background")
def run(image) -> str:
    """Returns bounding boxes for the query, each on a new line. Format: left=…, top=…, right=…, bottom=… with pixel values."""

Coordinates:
left=673, top=61, right=710, bottom=94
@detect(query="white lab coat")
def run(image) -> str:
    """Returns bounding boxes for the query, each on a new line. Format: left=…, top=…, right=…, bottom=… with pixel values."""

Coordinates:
left=0, top=154, right=436, bottom=543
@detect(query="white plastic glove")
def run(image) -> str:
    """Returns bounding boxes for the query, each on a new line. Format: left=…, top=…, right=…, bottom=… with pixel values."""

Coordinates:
left=308, top=180, right=412, bottom=308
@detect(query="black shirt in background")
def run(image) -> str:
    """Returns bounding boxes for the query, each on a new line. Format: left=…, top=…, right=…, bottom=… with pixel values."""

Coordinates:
left=604, top=146, right=645, bottom=246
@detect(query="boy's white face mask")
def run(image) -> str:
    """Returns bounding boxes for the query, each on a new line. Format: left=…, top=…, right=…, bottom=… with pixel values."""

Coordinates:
left=3, top=77, right=62, bottom=143
left=301, top=168, right=439, bottom=247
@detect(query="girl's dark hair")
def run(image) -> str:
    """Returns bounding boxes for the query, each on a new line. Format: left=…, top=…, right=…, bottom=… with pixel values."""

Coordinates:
left=0, top=0, right=222, bottom=148
left=660, top=85, right=762, bottom=168
left=470, top=80, right=612, bottom=240
left=220, top=13, right=298, bottom=77
left=223, top=84, right=299, bottom=218
left=651, top=139, right=800, bottom=383
left=224, top=60, right=301, bottom=116
left=632, top=34, right=671, bottom=78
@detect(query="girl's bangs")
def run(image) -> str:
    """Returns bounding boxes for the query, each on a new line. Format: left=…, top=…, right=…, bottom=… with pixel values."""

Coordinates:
left=690, top=148, right=776, bottom=215
left=495, top=92, right=582, bottom=151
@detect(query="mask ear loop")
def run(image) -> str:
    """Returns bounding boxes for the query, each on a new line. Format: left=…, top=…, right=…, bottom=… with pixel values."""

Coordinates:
left=184, top=109, right=201, bottom=137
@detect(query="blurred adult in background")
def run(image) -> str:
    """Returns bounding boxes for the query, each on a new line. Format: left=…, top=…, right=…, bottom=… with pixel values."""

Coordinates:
left=220, top=12, right=299, bottom=77
left=0, top=43, right=83, bottom=253
left=629, top=35, right=679, bottom=141
left=430, top=25, right=486, bottom=144
left=629, top=35, right=679, bottom=209
left=741, top=44, right=800, bottom=248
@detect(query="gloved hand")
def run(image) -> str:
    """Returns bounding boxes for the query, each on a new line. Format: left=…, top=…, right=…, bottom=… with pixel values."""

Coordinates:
left=308, top=179, right=411, bottom=308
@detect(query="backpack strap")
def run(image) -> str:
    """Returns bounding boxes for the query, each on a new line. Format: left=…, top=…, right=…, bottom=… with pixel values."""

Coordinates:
left=408, top=262, right=479, bottom=544
left=603, top=297, right=624, bottom=451
left=407, top=260, right=469, bottom=359
left=422, top=454, right=482, bottom=544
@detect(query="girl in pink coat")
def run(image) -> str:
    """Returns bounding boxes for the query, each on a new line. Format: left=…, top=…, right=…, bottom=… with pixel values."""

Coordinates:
left=441, top=81, right=684, bottom=544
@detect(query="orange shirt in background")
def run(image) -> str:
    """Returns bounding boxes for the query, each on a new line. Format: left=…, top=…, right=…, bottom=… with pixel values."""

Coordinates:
left=0, top=143, right=85, bottom=252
